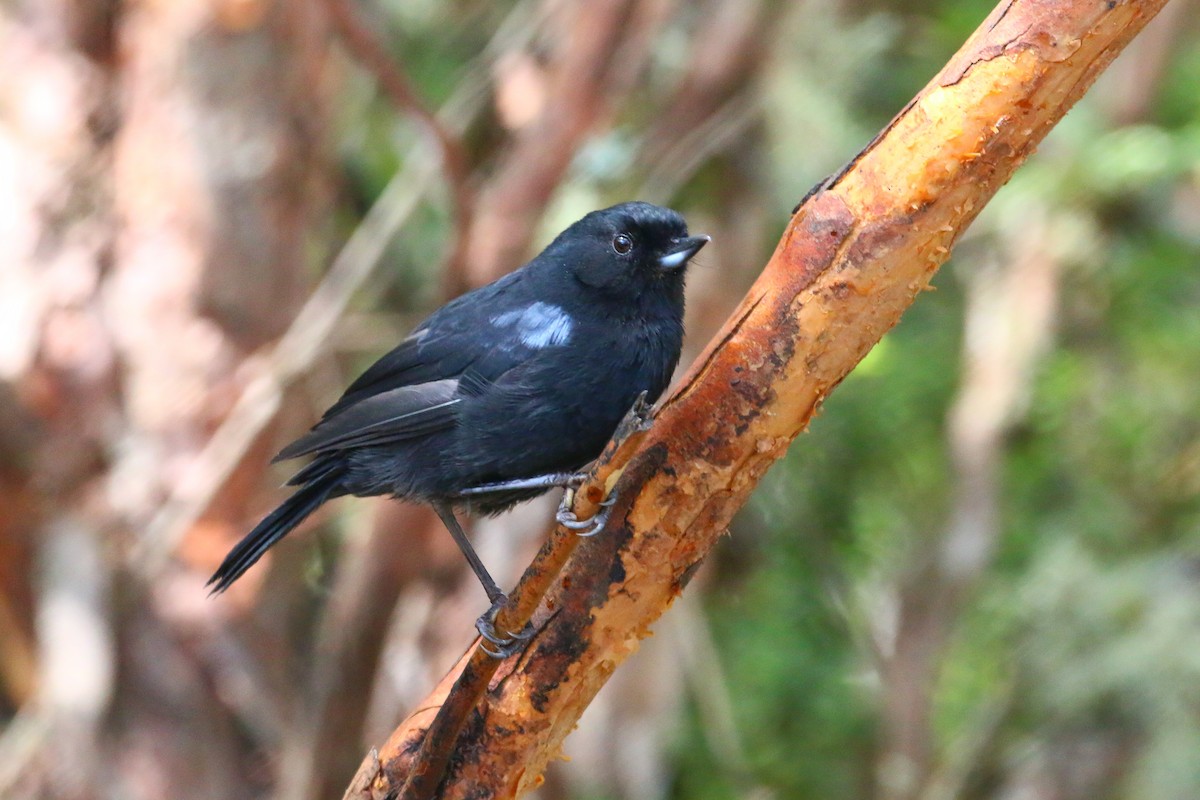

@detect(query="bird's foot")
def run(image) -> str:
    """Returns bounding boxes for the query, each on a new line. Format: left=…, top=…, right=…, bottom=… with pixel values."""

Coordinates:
left=556, top=487, right=619, bottom=537
left=476, top=598, right=534, bottom=659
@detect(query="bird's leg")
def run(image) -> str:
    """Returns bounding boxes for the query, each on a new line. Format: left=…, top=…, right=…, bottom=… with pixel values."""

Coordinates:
left=432, top=501, right=504, bottom=602
left=455, top=471, right=583, bottom=497
left=431, top=502, right=533, bottom=657
left=455, top=394, right=655, bottom=562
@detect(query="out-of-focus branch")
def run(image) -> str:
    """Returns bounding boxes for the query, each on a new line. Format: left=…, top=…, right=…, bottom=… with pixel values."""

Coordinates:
left=0, top=586, right=35, bottom=709
left=633, top=0, right=775, bottom=203
left=0, top=519, right=111, bottom=799
left=874, top=214, right=1061, bottom=800
left=320, top=0, right=475, bottom=292
left=1095, top=0, right=1195, bottom=123
left=465, top=0, right=670, bottom=285
left=637, top=0, right=776, bottom=184
left=638, top=91, right=761, bottom=204
left=134, top=154, right=440, bottom=578
left=265, top=7, right=550, bottom=799
left=382, top=5, right=771, bottom=790
left=0, top=706, right=49, bottom=797
left=670, top=594, right=775, bottom=800
left=135, top=0, right=540, bottom=581
left=872, top=5, right=1195, bottom=791
left=345, top=1, right=1168, bottom=797
left=275, top=504, right=438, bottom=800
left=29, top=517, right=114, bottom=799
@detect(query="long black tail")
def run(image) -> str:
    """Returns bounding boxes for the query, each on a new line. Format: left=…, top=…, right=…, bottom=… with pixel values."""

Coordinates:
left=207, top=461, right=344, bottom=593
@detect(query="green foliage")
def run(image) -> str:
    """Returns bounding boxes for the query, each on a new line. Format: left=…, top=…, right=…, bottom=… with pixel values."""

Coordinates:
left=682, top=4, right=1200, bottom=799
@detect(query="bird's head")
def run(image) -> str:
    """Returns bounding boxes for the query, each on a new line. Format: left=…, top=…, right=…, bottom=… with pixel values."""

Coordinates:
left=550, top=201, right=709, bottom=314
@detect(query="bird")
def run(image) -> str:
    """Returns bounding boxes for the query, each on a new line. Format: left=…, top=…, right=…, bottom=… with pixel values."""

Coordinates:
left=207, top=201, right=708, bottom=650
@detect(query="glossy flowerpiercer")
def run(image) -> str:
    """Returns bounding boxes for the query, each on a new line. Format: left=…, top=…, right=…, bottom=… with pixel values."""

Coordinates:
left=208, top=202, right=708, bottom=651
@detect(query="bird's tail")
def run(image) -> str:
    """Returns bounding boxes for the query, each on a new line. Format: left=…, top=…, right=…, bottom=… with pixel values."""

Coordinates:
left=207, top=460, right=344, bottom=594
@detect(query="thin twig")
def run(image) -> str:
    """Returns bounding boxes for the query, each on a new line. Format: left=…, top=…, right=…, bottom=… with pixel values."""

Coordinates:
left=637, top=0, right=774, bottom=174
left=638, top=90, right=760, bottom=204
left=464, top=0, right=664, bottom=285
left=320, top=0, right=475, bottom=292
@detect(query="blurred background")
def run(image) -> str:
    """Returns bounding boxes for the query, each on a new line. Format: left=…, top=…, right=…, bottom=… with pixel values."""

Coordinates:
left=2, top=0, right=1198, bottom=798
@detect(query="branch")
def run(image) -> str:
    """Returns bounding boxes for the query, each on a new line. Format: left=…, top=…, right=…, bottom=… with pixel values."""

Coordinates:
left=346, top=0, right=1169, bottom=797
left=463, top=0, right=664, bottom=285
left=320, top=0, right=475, bottom=288
left=374, top=416, right=651, bottom=800
left=132, top=0, right=537, bottom=578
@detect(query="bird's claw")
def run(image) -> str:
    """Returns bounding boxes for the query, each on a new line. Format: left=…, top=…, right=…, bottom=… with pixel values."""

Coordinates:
left=476, top=599, right=534, bottom=659
left=556, top=488, right=619, bottom=537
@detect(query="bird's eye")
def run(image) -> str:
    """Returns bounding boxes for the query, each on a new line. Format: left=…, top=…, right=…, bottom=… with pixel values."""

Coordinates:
left=612, top=233, right=634, bottom=255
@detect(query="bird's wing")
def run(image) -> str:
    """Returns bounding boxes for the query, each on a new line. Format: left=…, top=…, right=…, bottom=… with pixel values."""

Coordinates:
left=273, top=378, right=462, bottom=461
left=319, top=271, right=531, bottom=418
left=276, top=268, right=584, bottom=462
left=320, top=331, right=442, bottom=417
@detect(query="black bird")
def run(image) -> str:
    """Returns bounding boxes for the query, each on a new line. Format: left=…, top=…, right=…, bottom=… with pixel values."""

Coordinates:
left=208, top=201, right=707, bottom=646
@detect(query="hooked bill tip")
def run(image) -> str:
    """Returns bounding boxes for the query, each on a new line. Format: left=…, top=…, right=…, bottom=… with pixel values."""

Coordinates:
left=658, top=235, right=710, bottom=271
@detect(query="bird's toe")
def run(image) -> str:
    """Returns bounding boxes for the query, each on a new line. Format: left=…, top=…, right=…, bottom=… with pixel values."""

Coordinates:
left=556, top=488, right=619, bottom=537
left=475, top=599, right=534, bottom=659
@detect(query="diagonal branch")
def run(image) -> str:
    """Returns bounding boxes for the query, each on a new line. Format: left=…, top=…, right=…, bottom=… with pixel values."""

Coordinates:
left=463, top=0, right=667, bottom=286
left=133, top=0, right=541, bottom=580
left=320, top=0, right=474, bottom=285
left=345, top=0, right=1170, bottom=797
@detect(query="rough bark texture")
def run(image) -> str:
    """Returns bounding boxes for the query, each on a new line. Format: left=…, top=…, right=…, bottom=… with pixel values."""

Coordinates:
left=343, top=1, right=1171, bottom=798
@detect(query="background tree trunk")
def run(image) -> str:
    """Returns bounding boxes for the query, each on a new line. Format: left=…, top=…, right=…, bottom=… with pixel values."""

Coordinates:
left=0, top=2, right=332, bottom=797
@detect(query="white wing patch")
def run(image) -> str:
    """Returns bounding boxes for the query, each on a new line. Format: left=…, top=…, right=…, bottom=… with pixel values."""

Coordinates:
left=491, top=301, right=574, bottom=349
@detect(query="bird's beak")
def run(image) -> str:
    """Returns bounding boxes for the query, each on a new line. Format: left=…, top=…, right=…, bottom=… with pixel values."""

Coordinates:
left=658, top=235, right=710, bottom=272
